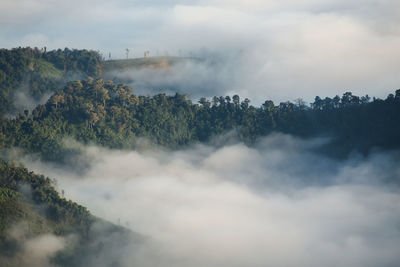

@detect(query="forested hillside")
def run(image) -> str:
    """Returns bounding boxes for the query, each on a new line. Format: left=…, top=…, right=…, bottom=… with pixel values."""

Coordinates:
left=1, top=46, right=400, bottom=266
left=0, top=47, right=102, bottom=114
left=0, top=159, right=135, bottom=266
left=1, top=76, right=399, bottom=161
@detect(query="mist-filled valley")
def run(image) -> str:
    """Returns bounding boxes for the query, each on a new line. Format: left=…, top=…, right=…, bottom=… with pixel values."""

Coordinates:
left=0, top=47, right=400, bottom=267
left=15, top=134, right=400, bottom=267
left=2, top=1, right=400, bottom=266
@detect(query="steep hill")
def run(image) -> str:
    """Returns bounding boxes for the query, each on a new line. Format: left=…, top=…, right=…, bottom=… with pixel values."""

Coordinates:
left=0, top=47, right=198, bottom=115
left=0, top=159, right=137, bottom=266
left=0, top=47, right=102, bottom=114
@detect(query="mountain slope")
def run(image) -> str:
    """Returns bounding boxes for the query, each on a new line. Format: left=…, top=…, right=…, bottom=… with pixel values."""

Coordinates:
left=0, top=47, right=103, bottom=114
left=0, top=159, right=138, bottom=266
left=1, top=77, right=399, bottom=162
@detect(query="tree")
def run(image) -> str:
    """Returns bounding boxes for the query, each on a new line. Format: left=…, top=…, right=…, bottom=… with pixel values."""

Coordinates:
left=93, top=79, right=104, bottom=98
left=232, top=95, right=240, bottom=106
left=262, top=100, right=274, bottom=112
left=395, top=89, right=400, bottom=100
left=50, top=94, right=65, bottom=109
left=341, top=92, right=354, bottom=107
left=241, top=98, right=250, bottom=109
left=294, top=98, right=306, bottom=110
left=332, top=95, right=340, bottom=108
left=99, top=87, right=110, bottom=106
left=212, top=96, right=219, bottom=107
left=218, top=96, right=225, bottom=106
left=199, top=97, right=210, bottom=108
left=312, top=96, right=323, bottom=110
left=361, top=95, right=371, bottom=104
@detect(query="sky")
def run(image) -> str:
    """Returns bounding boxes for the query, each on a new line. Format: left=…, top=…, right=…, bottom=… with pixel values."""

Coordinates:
left=1, top=0, right=400, bottom=102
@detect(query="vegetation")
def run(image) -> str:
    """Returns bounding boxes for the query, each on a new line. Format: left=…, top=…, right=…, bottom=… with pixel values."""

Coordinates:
left=0, top=76, right=399, bottom=161
left=0, top=159, right=134, bottom=266
left=0, top=159, right=92, bottom=236
left=1, top=46, right=399, bottom=265
left=0, top=47, right=103, bottom=114
left=103, top=56, right=188, bottom=72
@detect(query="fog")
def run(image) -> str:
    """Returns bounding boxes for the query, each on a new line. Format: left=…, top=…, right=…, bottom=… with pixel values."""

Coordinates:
left=2, top=1, right=400, bottom=102
left=105, top=55, right=242, bottom=101
left=10, top=88, right=53, bottom=116
left=3, top=1, right=400, bottom=264
left=21, top=134, right=400, bottom=267
left=0, top=223, right=68, bottom=267
left=17, top=234, right=66, bottom=267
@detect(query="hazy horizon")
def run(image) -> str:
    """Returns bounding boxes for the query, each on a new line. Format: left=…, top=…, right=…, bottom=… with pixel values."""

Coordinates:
left=2, top=0, right=400, bottom=102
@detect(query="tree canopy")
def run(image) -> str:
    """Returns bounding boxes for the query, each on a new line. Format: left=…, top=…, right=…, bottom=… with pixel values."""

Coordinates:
left=1, top=76, right=399, bottom=161
left=0, top=47, right=103, bottom=114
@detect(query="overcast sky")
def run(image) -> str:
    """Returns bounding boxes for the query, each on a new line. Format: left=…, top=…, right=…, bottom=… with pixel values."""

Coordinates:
left=1, top=0, right=400, bottom=102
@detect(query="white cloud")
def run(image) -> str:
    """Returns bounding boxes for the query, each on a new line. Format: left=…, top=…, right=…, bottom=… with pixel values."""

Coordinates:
left=21, top=134, right=400, bottom=267
left=21, top=234, right=66, bottom=267
left=4, top=223, right=68, bottom=267
left=1, top=0, right=400, bottom=102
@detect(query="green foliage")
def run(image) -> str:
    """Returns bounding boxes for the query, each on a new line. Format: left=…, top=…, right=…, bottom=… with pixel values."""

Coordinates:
left=0, top=159, right=135, bottom=266
left=0, top=188, right=22, bottom=236
left=0, top=47, right=399, bottom=265
left=43, top=48, right=103, bottom=77
left=0, top=159, right=93, bottom=238
left=1, top=77, right=399, bottom=160
left=308, top=91, right=400, bottom=156
left=103, top=56, right=190, bottom=72
left=32, top=58, right=64, bottom=79
left=0, top=159, right=93, bottom=266
left=0, top=47, right=399, bottom=158
left=0, top=47, right=103, bottom=114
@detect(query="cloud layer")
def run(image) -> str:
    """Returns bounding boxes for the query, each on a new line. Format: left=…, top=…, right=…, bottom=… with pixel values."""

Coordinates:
left=1, top=223, right=68, bottom=267
left=2, top=0, right=400, bottom=102
left=22, top=134, right=400, bottom=267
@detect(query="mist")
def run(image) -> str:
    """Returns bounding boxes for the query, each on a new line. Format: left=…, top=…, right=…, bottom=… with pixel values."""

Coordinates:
left=11, top=88, right=53, bottom=116
left=104, top=54, right=242, bottom=101
left=21, top=134, right=400, bottom=267
left=0, top=223, right=68, bottom=267
left=2, top=1, right=400, bottom=102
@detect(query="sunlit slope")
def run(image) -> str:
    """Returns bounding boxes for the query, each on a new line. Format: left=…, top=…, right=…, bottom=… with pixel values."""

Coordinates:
left=103, top=56, right=197, bottom=71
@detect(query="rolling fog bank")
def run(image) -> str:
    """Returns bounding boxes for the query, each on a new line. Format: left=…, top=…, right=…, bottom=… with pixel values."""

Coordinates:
left=18, top=133, right=400, bottom=267
left=3, top=1, right=400, bottom=103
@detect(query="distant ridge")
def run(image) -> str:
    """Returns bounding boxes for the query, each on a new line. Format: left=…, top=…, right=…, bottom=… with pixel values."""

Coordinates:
left=103, top=56, right=198, bottom=71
